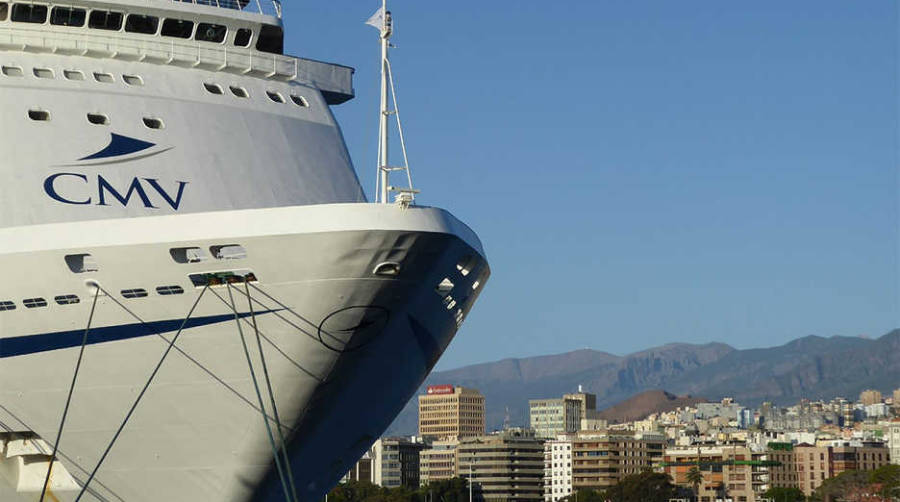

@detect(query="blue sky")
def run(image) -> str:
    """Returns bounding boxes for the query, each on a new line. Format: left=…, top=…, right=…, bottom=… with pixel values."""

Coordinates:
left=285, top=2, right=899, bottom=369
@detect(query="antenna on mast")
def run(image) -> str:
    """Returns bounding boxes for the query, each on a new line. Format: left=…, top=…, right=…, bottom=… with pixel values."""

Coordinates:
left=366, top=1, right=419, bottom=207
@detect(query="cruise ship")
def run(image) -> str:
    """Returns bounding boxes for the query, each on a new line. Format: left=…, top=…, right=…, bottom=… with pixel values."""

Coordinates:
left=0, top=0, right=489, bottom=500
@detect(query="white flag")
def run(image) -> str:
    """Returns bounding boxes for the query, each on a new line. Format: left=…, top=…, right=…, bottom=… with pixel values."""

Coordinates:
left=365, top=7, right=384, bottom=30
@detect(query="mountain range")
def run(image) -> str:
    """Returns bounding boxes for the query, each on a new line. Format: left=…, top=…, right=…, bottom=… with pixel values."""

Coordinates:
left=385, top=329, right=900, bottom=435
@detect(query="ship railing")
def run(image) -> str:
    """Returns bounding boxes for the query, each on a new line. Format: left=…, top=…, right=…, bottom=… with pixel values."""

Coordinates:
left=0, top=24, right=298, bottom=80
left=169, top=0, right=282, bottom=19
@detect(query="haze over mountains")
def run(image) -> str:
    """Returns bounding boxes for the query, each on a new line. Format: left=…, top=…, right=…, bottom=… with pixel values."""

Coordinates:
left=386, top=329, right=900, bottom=435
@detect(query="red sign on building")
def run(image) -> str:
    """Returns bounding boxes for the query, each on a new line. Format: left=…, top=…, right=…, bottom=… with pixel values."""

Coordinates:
left=426, top=385, right=454, bottom=395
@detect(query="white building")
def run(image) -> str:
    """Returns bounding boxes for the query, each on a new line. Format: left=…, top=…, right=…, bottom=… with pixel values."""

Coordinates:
left=887, top=420, right=900, bottom=465
left=543, top=435, right=574, bottom=502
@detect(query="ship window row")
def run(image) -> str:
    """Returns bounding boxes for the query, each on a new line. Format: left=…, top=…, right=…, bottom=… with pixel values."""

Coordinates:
left=0, top=2, right=283, bottom=54
left=26, top=107, right=164, bottom=129
left=203, top=81, right=308, bottom=107
left=0, top=286, right=188, bottom=310
left=3, top=64, right=144, bottom=88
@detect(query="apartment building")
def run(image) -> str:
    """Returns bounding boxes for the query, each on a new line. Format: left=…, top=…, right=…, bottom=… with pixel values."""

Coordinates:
left=543, top=435, right=574, bottom=502
left=768, top=441, right=891, bottom=497
left=458, top=428, right=544, bottom=501
left=420, top=439, right=459, bottom=485
left=662, top=445, right=772, bottom=502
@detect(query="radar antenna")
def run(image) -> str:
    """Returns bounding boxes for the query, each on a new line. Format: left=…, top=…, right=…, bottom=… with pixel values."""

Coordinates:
left=367, top=1, right=419, bottom=207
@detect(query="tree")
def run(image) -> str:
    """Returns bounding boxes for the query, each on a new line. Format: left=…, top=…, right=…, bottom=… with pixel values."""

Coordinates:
left=602, top=471, right=677, bottom=502
left=559, top=488, right=605, bottom=502
left=811, top=470, right=870, bottom=502
left=685, top=466, right=704, bottom=501
left=419, top=477, right=469, bottom=502
left=327, top=480, right=388, bottom=502
left=869, top=464, right=900, bottom=499
left=762, top=486, right=806, bottom=502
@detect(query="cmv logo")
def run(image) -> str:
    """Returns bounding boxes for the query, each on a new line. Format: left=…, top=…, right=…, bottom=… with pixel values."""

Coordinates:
left=44, top=173, right=188, bottom=210
left=43, top=133, right=187, bottom=210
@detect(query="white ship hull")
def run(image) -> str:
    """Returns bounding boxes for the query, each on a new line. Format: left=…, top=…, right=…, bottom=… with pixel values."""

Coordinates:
left=0, top=203, right=488, bottom=501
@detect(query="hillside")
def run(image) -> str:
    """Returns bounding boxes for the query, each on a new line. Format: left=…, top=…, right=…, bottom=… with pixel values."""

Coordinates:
left=595, top=390, right=707, bottom=424
left=385, top=329, right=900, bottom=435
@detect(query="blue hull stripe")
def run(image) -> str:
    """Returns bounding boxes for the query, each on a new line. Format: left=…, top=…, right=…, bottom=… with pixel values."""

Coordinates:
left=0, top=311, right=272, bottom=359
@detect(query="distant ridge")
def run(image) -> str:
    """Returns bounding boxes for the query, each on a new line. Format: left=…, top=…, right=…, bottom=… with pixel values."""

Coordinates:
left=595, top=389, right=706, bottom=424
left=385, top=329, right=900, bottom=435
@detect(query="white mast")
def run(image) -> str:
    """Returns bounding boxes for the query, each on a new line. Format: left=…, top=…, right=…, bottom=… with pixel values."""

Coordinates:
left=368, top=1, right=418, bottom=206
left=377, top=0, right=391, bottom=204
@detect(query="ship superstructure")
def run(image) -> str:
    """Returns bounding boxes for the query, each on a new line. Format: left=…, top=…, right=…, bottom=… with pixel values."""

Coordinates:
left=0, top=0, right=489, bottom=500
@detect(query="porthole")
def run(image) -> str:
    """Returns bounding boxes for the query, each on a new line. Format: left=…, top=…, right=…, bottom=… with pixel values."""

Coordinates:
left=64, top=253, right=99, bottom=273
left=161, top=18, right=193, bottom=39
left=229, top=86, right=249, bottom=98
left=123, top=74, right=143, bottom=86
left=266, top=91, right=285, bottom=104
left=234, top=28, right=252, bottom=47
left=23, top=297, right=48, bottom=309
left=170, top=247, right=209, bottom=263
left=28, top=109, right=50, bottom=121
left=2, top=66, right=23, bottom=77
left=0, top=301, right=15, bottom=311
left=124, top=14, right=158, bottom=35
left=54, top=295, right=80, bottom=305
left=210, top=244, right=247, bottom=260
left=33, top=68, right=54, bottom=79
left=456, top=255, right=478, bottom=276
left=289, top=95, right=308, bottom=107
left=88, top=10, right=123, bottom=31
left=142, top=117, right=164, bottom=129
left=373, top=262, right=401, bottom=277
left=435, top=278, right=454, bottom=297
left=256, top=24, right=283, bottom=54
left=203, top=82, right=223, bottom=95
left=87, top=113, right=109, bottom=125
left=93, top=72, right=114, bottom=83
left=50, top=6, right=85, bottom=27
left=11, top=3, right=47, bottom=23
left=121, top=288, right=148, bottom=299
left=0, top=3, right=7, bottom=22
left=195, top=22, right=226, bottom=43
left=156, top=285, right=184, bottom=296
left=63, top=69, right=84, bottom=80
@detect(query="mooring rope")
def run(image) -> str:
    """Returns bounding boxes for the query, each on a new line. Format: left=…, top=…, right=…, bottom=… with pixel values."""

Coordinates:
left=39, top=286, right=100, bottom=502
left=73, top=284, right=210, bottom=502
left=206, top=286, right=325, bottom=384
left=94, top=285, right=277, bottom=418
left=226, top=285, right=295, bottom=502
left=241, top=281, right=299, bottom=501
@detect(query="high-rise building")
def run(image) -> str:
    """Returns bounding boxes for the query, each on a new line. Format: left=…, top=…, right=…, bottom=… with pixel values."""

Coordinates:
left=420, top=439, right=459, bottom=485
left=458, top=428, right=544, bottom=501
left=859, top=389, right=883, bottom=406
left=529, top=389, right=598, bottom=439
left=530, top=399, right=580, bottom=439
left=543, top=435, right=574, bottom=502
left=418, top=385, right=485, bottom=441
left=893, top=389, right=900, bottom=407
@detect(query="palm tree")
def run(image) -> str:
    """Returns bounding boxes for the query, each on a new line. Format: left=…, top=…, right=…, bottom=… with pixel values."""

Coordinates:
left=685, top=466, right=703, bottom=502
